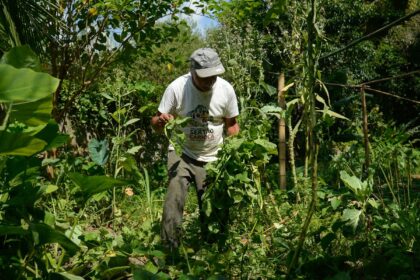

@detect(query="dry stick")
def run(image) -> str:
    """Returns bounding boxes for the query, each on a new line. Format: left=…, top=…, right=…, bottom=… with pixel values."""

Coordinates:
left=361, top=70, right=420, bottom=86
left=323, top=82, right=420, bottom=105
left=361, top=85, right=370, bottom=177
left=364, top=87, right=420, bottom=105
left=278, top=73, right=287, bottom=190
left=321, top=9, right=420, bottom=60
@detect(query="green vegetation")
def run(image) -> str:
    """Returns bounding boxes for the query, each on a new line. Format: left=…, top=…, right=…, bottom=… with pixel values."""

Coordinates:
left=0, top=0, right=419, bottom=279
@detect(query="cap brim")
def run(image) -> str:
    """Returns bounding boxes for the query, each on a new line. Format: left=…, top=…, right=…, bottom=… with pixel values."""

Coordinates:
left=195, top=64, right=225, bottom=78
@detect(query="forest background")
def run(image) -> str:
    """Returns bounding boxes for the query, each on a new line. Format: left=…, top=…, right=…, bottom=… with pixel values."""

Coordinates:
left=0, top=0, right=419, bottom=279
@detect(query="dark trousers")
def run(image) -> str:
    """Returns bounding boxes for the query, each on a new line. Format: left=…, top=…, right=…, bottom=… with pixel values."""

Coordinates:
left=161, top=151, right=208, bottom=248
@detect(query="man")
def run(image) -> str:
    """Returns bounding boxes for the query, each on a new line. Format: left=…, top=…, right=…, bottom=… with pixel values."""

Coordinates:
left=151, top=48, right=239, bottom=248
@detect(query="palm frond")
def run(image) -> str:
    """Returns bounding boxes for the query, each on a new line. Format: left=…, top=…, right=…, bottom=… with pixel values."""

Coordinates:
left=0, top=0, right=65, bottom=55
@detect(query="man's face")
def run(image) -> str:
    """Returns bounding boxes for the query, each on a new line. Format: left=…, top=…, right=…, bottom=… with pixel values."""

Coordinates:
left=192, top=71, right=217, bottom=92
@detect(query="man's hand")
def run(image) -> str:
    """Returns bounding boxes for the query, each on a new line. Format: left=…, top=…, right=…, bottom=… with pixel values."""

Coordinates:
left=151, top=112, right=174, bottom=132
left=159, top=113, right=174, bottom=124
left=224, top=117, right=240, bottom=137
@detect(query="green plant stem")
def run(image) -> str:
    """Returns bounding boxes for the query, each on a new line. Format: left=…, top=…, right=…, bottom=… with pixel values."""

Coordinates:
left=288, top=117, right=302, bottom=201
left=180, top=241, right=191, bottom=274
left=240, top=219, right=258, bottom=279
left=288, top=0, right=319, bottom=276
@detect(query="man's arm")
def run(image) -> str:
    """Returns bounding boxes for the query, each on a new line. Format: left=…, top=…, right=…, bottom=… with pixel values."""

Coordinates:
left=224, top=117, right=240, bottom=136
left=151, top=112, right=174, bottom=133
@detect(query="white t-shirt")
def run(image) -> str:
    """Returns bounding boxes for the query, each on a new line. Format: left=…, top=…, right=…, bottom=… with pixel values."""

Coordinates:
left=158, top=73, right=239, bottom=162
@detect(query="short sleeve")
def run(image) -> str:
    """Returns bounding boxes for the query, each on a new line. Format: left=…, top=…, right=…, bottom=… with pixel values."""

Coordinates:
left=158, top=86, right=176, bottom=114
left=224, top=86, right=239, bottom=118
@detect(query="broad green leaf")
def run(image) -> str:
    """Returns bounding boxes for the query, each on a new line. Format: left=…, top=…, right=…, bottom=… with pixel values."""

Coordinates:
left=0, top=64, right=59, bottom=102
left=0, top=45, right=41, bottom=71
left=368, top=198, right=379, bottom=209
left=339, top=171, right=370, bottom=200
left=38, top=184, right=59, bottom=195
left=340, top=171, right=363, bottom=193
left=144, top=261, right=158, bottom=274
left=133, top=268, right=168, bottom=280
left=34, top=121, right=70, bottom=151
left=260, top=82, right=277, bottom=96
left=261, top=105, right=284, bottom=118
left=124, top=118, right=140, bottom=127
left=68, top=172, right=129, bottom=197
left=0, top=225, right=27, bottom=235
left=330, top=196, right=342, bottom=210
left=30, top=223, right=79, bottom=255
left=44, top=211, right=55, bottom=226
left=317, top=109, right=349, bottom=120
left=254, top=138, right=278, bottom=155
left=225, top=137, right=245, bottom=151
left=235, top=171, right=251, bottom=183
left=100, top=92, right=115, bottom=101
left=341, top=208, right=362, bottom=232
left=88, top=139, right=109, bottom=166
left=111, top=108, right=127, bottom=123
left=0, top=131, right=47, bottom=156
left=11, top=95, right=52, bottom=126
left=148, top=250, right=166, bottom=259
left=50, top=272, right=85, bottom=280
left=127, top=145, right=141, bottom=155
left=101, top=266, right=130, bottom=279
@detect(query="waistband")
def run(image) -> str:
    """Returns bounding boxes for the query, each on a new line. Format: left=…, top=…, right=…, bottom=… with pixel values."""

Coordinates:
left=181, top=153, right=207, bottom=167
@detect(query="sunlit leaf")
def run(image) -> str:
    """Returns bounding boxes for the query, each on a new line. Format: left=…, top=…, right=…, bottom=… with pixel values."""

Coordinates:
left=0, top=64, right=59, bottom=102
left=317, top=109, right=349, bottom=120
left=0, top=131, right=46, bottom=156
left=11, top=95, right=52, bottom=126
left=68, top=172, right=129, bottom=197
left=254, top=138, right=278, bottom=155
left=330, top=196, right=341, bottom=210
left=124, top=118, right=140, bottom=127
left=0, top=45, right=41, bottom=71
left=341, top=208, right=362, bottom=232
left=50, top=272, right=85, bottom=280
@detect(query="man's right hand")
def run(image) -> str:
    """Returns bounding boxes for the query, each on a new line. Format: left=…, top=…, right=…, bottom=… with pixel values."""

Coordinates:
left=151, top=112, right=174, bottom=132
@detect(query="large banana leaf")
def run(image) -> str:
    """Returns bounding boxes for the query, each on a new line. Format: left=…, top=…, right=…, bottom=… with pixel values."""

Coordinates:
left=0, top=131, right=46, bottom=156
left=34, top=121, right=70, bottom=151
left=0, top=45, right=41, bottom=70
left=10, top=95, right=52, bottom=126
left=0, top=64, right=59, bottom=102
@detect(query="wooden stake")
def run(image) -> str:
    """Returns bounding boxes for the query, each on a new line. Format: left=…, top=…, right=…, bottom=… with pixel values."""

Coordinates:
left=361, top=85, right=370, bottom=176
left=278, top=73, right=286, bottom=190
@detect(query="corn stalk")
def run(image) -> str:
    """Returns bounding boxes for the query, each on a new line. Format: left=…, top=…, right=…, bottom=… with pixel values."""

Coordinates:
left=287, top=0, right=319, bottom=275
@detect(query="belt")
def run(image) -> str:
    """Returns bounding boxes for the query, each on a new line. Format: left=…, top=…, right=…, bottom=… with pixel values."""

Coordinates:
left=181, top=153, right=207, bottom=167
